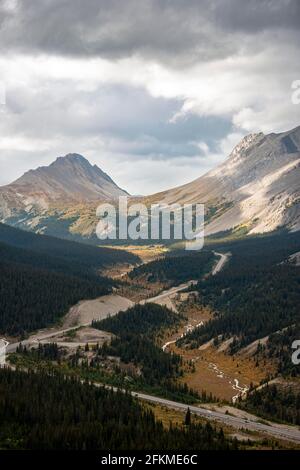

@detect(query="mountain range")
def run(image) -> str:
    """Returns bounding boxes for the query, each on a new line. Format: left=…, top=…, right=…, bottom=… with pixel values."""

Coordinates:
left=0, top=125, right=299, bottom=241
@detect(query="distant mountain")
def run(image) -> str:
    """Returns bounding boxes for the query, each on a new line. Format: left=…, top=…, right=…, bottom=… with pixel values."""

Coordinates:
left=0, top=153, right=129, bottom=239
left=0, top=153, right=128, bottom=216
left=0, top=126, right=299, bottom=242
left=147, top=125, right=300, bottom=235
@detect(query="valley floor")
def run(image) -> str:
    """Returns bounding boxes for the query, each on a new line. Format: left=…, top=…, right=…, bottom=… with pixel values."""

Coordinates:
left=4, top=246, right=300, bottom=448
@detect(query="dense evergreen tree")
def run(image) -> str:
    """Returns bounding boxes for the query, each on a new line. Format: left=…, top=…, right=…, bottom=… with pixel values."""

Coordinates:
left=0, top=261, right=112, bottom=335
left=264, top=324, right=300, bottom=377
left=0, top=222, right=139, bottom=269
left=93, top=304, right=183, bottom=386
left=0, top=223, right=141, bottom=336
left=98, top=333, right=182, bottom=385
left=179, top=232, right=300, bottom=351
left=16, top=342, right=61, bottom=361
left=129, top=251, right=215, bottom=284
left=93, top=303, right=183, bottom=339
left=0, top=368, right=238, bottom=450
left=240, top=384, right=300, bottom=425
left=185, top=408, right=191, bottom=426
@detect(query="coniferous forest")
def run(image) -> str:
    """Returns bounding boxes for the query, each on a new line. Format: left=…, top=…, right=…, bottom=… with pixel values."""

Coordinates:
left=0, top=223, right=139, bottom=269
left=240, top=384, right=300, bottom=425
left=0, top=260, right=112, bottom=335
left=129, top=250, right=215, bottom=284
left=93, top=303, right=183, bottom=337
left=0, top=224, right=139, bottom=336
left=179, top=232, right=300, bottom=354
left=93, top=304, right=185, bottom=388
left=266, top=324, right=300, bottom=376
left=0, top=368, right=237, bottom=450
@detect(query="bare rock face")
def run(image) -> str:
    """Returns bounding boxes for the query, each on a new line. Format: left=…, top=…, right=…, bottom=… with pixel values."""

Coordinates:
left=146, top=125, right=300, bottom=235
left=0, top=153, right=128, bottom=231
left=1, top=153, right=127, bottom=206
left=0, top=125, right=299, bottom=240
left=0, top=153, right=129, bottom=238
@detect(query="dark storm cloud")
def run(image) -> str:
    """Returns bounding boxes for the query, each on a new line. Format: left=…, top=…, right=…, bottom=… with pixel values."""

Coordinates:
left=0, top=0, right=299, bottom=193
left=0, top=0, right=298, bottom=64
left=213, top=0, right=300, bottom=33
left=2, top=81, right=231, bottom=159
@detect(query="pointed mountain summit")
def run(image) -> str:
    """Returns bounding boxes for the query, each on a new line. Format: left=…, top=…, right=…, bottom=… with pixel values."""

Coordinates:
left=8, top=153, right=128, bottom=203
left=0, top=154, right=129, bottom=234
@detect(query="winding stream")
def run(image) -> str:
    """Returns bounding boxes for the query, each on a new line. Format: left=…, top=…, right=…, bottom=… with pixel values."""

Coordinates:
left=162, top=321, right=203, bottom=351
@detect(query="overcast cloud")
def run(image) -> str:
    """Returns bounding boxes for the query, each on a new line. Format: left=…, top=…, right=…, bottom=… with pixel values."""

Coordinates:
left=0, top=0, right=299, bottom=194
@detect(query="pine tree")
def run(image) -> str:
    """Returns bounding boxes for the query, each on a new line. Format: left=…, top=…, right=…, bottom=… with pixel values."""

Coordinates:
left=184, top=407, right=191, bottom=426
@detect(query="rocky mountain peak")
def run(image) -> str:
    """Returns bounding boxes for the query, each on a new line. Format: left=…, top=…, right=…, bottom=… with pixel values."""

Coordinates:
left=228, top=132, right=265, bottom=162
left=54, top=153, right=89, bottom=165
left=0, top=153, right=128, bottom=209
left=146, top=124, right=300, bottom=236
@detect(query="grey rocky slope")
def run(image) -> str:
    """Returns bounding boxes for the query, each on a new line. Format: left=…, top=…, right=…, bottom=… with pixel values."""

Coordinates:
left=0, top=153, right=128, bottom=220
left=147, top=125, right=300, bottom=235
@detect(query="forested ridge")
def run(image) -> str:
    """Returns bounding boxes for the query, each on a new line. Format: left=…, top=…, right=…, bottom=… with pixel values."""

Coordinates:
left=93, top=303, right=183, bottom=338
left=0, top=223, right=140, bottom=336
left=13, top=339, right=203, bottom=404
left=240, top=384, right=300, bottom=425
left=91, top=304, right=208, bottom=401
left=263, top=324, right=300, bottom=377
left=0, top=222, right=139, bottom=269
left=179, top=232, right=300, bottom=352
left=93, top=304, right=184, bottom=387
left=0, top=261, right=111, bottom=335
left=0, top=368, right=237, bottom=450
left=0, top=241, right=111, bottom=281
left=129, top=250, right=215, bottom=284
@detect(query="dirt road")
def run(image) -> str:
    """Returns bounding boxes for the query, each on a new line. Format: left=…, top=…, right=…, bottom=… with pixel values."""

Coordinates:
left=211, top=251, right=230, bottom=275
left=6, top=251, right=229, bottom=353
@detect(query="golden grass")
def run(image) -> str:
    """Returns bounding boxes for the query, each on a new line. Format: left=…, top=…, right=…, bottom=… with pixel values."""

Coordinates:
left=118, top=277, right=167, bottom=302
left=102, top=244, right=168, bottom=262
left=160, top=300, right=276, bottom=401
left=144, top=402, right=300, bottom=450
left=173, top=343, right=276, bottom=401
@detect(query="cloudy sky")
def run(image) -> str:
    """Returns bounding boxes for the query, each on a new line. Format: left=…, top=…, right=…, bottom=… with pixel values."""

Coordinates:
left=0, top=0, right=299, bottom=194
